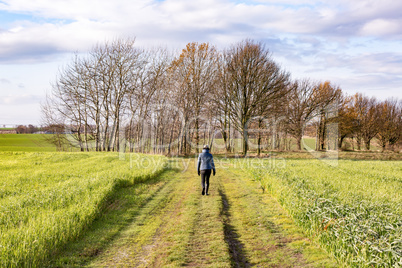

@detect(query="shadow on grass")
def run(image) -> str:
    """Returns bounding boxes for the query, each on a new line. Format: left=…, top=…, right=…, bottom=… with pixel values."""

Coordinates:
left=219, top=189, right=251, bottom=268
left=46, top=168, right=179, bottom=267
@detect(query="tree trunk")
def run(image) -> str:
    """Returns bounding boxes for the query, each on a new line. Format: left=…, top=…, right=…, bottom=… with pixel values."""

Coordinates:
left=242, top=127, right=248, bottom=156
left=338, top=135, right=346, bottom=149
left=356, top=136, right=362, bottom=151
left=365, top=139, right=371, bottom=151
left=272, top=122, right=277, bottom=150
left=257, top=119, right=262, bottom=156
left=319, top=115, right=326, bottom=151
left=103, top=116, right=109, bottom=151
left=195, top=118, right=199, bottom=153
left=297, top=136, right=302, bottom=151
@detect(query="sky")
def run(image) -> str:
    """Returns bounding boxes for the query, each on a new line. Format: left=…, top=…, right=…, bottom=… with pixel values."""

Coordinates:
left=0, top=0, right=401, bottom=126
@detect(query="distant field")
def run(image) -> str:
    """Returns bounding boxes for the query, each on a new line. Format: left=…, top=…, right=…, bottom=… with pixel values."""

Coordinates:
left=0, top=134, right=56, bottom=152
left=0, top=135, right=318, bottom=153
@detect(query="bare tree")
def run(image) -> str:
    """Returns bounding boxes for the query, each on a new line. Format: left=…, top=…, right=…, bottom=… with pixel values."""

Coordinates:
left=224, top=39, right=290, bottom=156
left=214, top=53, right=234, bottom=153
left=286, top=79, right=321, bottom=151
left=47, top=55, right=88, bottom=151
left=43, top=38, right=145, bottom=152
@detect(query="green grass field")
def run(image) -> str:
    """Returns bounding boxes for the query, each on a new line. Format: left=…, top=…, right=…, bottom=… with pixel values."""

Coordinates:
left=0, top=134, right=56, bottom=152
left=241, top=158, right=402, bottom=267
left=0, top=151, right=167, bottom=267
left=1, top=134, right=401, bottom=267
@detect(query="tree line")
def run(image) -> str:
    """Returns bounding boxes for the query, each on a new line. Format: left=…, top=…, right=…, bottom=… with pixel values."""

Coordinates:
left=15, top=125, right=39, bottom=134
left=42, top=38, right=402, bottom=154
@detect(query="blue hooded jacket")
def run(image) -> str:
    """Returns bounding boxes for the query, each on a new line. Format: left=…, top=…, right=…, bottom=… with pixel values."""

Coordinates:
left=197, top=149, right=215, bottom=173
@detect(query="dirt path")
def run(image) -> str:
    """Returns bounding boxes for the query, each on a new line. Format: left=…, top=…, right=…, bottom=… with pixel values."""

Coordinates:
left=86, top=159, right=337, bottom=267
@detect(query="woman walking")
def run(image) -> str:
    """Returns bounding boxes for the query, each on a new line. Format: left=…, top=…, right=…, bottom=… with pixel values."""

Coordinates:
left=197, top=145, right=216, bottom=195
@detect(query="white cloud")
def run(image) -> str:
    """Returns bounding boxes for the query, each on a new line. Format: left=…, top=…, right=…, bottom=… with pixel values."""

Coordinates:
left=317, top=51, right=402, bottom=75
left=0, top=0, right=154, bottom=21
left=0, top=0, right=401, bottom=63
left=0, top=20, right=120, bottom=62
left=334, top=74, right=402, bottom=100
left=360, top=19, right=401, bottom=37
left=346, top=0, right=402, bottom=20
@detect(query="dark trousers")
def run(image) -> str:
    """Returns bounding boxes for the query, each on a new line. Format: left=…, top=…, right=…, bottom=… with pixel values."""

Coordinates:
left=201, top=169, right=211, bottom=193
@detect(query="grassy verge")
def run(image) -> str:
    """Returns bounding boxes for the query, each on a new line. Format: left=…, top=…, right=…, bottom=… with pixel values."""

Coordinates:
left=246, top=158, right=402, bottom=267
left=47, top=168, right=175, bottom=267
left=0, top=152, right=166, bottom=267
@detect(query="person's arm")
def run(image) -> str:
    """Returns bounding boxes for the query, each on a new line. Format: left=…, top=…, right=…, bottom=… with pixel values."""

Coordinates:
left=197, top=154, right=201, bottom=176
left=211, top=155, right=216, bottom=176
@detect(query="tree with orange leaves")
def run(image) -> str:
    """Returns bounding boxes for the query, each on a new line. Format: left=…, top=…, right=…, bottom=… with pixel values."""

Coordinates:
left=376, top=98, right=402, bottom=151
left=170, top=42, right=219, bottom=154
left=351, top=93, right=379, bottom=150
left=315, top=81, right=342, bottom=151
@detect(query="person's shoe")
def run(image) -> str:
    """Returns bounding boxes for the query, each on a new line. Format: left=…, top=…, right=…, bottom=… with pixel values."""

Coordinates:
left=205, top=193, right=209, bottom=196
left=202, top=189, right=205, bottom=195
